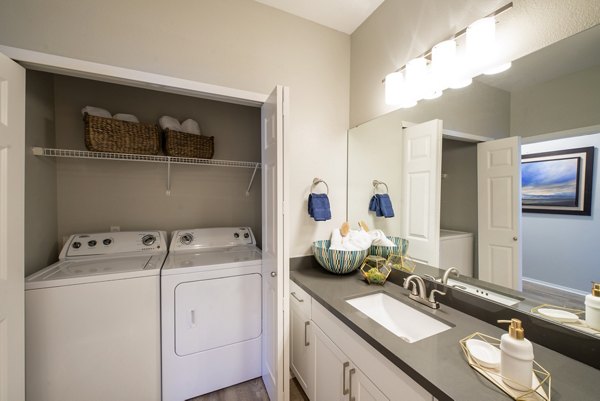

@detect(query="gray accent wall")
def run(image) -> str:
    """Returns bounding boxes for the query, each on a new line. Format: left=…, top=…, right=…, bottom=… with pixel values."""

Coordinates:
left=53, top=75, right=262, bottom=249
left=25, top=70, right=58, bottom=276
left=522, top=133, right=600, bottom=292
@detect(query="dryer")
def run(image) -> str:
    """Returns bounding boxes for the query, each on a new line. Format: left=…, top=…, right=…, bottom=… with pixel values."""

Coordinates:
left=161, top=227, right=262, bottom=401
left=25, top=231, right=167, bottom=401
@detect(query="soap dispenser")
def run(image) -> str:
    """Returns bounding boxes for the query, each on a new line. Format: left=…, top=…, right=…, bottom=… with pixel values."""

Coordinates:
left=585, top=282, right=600, bottom=330
left=497, top=318, right=534, bottom=391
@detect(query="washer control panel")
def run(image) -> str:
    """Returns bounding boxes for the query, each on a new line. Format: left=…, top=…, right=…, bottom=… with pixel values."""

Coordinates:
left=61, top=231, right=166, bottom=259
left=170, top=227, right=255, bottom=250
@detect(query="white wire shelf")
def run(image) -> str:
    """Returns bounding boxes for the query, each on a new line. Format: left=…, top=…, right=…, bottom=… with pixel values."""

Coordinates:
left=32, top=147, right=261, bottom=196
left=32, top=147, right=261, bottom=169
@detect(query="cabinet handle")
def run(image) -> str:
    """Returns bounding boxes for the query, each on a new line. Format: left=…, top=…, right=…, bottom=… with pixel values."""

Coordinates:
left=342, top=361, right=350, bottom=395
left=349, top=368, right=356, bottom=401
left=304, top=321, right=310, bottom=347
left=291, top=292, right=304, bottom=302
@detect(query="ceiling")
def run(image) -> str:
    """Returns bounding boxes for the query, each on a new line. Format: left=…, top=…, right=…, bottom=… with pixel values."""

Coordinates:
left=254, top=0, right=384, bottom=35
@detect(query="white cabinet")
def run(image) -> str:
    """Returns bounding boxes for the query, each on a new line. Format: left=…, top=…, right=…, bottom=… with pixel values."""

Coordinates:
left=289, top=280, right=433, bottom=401
left=313, top=323, right=388, bottom=401
left=290, top=282, right=314, bottom=397
left=312, top=323, right=348, bottom=401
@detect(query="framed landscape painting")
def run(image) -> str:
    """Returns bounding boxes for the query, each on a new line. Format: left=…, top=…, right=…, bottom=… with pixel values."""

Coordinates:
left=521, top=147, right=595, bottom=216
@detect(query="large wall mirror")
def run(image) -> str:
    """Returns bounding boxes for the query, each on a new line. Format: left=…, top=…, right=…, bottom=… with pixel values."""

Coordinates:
left=348, top=24, right=600, bottom=340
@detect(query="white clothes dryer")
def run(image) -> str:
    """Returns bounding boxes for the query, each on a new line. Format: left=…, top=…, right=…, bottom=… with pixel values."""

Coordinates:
left=161, top=227, right=262, bottom=401
left=25, top=231, right=167, bottom=401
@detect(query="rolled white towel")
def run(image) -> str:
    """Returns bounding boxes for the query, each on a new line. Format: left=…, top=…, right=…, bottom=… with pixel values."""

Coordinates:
left=113, top=113, right=139, bottom=123
left=181, top=118, right=201, bottom=135
left=369, top=230, right=396, bottom=247
left=159, top=115, right=182, bottom=131
left=81, top=106, right=111, bottom=118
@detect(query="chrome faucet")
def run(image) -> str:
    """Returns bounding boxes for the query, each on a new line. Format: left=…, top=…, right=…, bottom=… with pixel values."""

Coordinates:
left=442, top=267, right=460, bottom=285
left=403, top=275, right=446, bottom=309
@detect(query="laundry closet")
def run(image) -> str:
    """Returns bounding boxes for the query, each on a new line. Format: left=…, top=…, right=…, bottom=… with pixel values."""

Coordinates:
left=24, top=69, right=263, bottom=277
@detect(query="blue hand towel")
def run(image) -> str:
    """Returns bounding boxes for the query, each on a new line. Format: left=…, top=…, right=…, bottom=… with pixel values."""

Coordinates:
left=369, top=194, right=395, bottom=218
left=308, top=193, right=331, bottom=221
left=377, top=194, right=395, bottom=218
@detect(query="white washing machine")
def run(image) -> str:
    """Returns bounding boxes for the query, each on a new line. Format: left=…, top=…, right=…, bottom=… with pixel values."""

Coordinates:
left=25, top=231, right=167, bottom=401
left=161, top=227, right=262, bottom=401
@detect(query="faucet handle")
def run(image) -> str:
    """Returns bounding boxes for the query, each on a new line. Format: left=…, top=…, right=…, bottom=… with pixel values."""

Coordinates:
left=428, top=289, right=446, bottom=303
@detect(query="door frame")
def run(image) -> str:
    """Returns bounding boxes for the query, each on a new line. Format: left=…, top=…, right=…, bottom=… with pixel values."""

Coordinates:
left=0, top=45, right=267, bottom=107
left=1, top=45, right=290, bottom=400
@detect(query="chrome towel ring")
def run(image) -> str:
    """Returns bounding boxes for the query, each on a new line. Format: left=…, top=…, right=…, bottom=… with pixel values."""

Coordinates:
left=311, top=178, right=329, bottom=194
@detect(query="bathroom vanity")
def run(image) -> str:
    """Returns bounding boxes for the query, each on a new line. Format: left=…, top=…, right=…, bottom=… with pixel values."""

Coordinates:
left=290, top=256, right=600, bottom=401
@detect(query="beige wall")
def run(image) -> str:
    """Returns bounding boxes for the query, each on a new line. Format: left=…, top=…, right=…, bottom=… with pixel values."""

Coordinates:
left=1, top=0, right=351, bottom=257
left=350, top=0, right=600, bottom=127
left=25, top=71, right=58, bottom=275
left=511, top=65, right=600, bottom=137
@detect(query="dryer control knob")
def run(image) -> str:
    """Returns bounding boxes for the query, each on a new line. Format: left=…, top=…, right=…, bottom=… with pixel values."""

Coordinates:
left=142, top=234, right=156, bottom=246
left=244, top=233, right=249, bottom=239
left=180, top=233, right=194, bottom=245
left=88, top=240, right=97, bottom=247
left=103, top=238, right=112, bottom=246
left=72, top=241, right=82, bottom=249
left=234, top=233, right=240, bottom=238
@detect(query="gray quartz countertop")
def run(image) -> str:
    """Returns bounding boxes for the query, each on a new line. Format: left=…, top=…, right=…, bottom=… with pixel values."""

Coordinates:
left=290, top=257, right=599, bottom=401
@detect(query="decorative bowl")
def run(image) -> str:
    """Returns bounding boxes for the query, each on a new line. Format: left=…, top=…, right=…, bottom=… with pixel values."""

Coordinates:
left=312, top=240, right=368, bottom=274
left=369, top=236, right=409, bottom=259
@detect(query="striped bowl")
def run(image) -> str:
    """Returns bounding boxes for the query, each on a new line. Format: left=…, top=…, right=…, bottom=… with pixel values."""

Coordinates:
left=312, top=240, right=368, bottom=275
left=369, top=237, right=409, bottom=259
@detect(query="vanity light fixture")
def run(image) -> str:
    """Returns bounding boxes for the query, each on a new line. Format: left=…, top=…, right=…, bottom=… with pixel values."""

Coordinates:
left=384, top=2, right=513, bottom=107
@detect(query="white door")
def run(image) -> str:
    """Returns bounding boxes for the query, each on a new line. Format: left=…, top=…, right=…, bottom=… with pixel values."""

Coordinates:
left=477, top=136, right=522, bottom=290
left=402, top=120, right=442, bottom=266
left=261, top=85, right=290, bottom=401
left=0, top=52, right=26, bottom=401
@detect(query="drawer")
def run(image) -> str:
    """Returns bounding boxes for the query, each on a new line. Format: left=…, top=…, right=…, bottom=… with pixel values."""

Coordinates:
left=290, top=280, right=312, bottom=317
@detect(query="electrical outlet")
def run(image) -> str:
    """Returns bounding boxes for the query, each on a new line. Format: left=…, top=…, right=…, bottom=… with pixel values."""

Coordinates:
left=110, top=226, right=120, bottom=232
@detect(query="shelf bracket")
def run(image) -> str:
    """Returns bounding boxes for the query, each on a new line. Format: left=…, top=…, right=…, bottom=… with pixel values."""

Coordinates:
left=166, top=158, right=172, bottom=196
left=245, top=163, right=259, bottom=196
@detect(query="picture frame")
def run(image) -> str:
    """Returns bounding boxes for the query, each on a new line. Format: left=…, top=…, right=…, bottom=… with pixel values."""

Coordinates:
left=522, top=146, right=595, bottom=216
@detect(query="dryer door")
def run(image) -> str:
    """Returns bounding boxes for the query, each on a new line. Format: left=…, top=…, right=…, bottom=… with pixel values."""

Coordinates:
left=175, top=273, right=262, bottom=356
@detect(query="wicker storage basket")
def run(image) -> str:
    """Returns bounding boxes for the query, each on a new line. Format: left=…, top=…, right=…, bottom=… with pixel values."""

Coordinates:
left=163, top=129, right=214, bottom=159
left=83, top=113, right=161, bottom=155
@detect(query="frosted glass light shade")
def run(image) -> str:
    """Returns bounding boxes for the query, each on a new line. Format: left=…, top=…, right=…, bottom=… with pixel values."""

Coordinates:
left=385, top=71, right=417, bottom=108
left=385, top=71, right=403, bottom=105
left=405, top=57, right=428, bottom=100
left=467, top=16, right=496, bottom=73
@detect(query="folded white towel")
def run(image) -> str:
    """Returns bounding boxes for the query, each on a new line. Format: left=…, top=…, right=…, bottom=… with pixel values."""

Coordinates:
left=81, top=106, right=111, bottom=119
left=159, top=116, right=182, bottom=131
left=369, top=230, right=396, bottom=247
left=113, top=113, right=139, bottom=123
left=181, top=119, right=201, bottom=135
left=330, top=229, right=344, bottom=251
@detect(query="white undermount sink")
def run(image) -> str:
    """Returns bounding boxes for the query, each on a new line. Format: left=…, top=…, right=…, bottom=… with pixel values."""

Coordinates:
left=346, top=292, right=452, bottom=343
left=445, top=278, right=522, bottom=306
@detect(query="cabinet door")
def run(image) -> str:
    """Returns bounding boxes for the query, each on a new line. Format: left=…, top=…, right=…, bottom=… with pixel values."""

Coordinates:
left=350, top=367, right=390, bottom=401
left=313, top=324, right=349, bottom=401
left=290, top=301, right=313, bottom=396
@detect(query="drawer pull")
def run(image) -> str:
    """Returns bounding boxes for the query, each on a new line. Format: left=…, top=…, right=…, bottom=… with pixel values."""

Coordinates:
left=349, top=368, right=356, bottom=401
left=342, top=361, right=350, bottom=395
left=291, top=292, right=304, bottom=302
left=304, top=321, right=310, bottom=347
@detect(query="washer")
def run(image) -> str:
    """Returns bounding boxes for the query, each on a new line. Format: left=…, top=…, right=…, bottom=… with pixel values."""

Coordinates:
left=161, top=227, right=262, bottom=401
left=25, top=231, right=167, bottom=401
